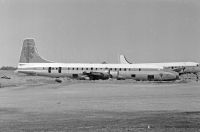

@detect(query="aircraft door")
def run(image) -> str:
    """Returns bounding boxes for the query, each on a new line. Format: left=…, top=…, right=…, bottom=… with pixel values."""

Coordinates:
left=58, top=67, right=62, bottom=73
left=72, top=74, right=78, bottom=78
left=147, top=75, right=154, bottom=81
left=131, top=74, right=136, bottom=78
left=48, top=67, right=51, bottom=73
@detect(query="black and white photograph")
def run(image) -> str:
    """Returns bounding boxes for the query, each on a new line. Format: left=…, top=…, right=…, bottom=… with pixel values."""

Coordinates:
left=0, top=0, right=200, bottom=131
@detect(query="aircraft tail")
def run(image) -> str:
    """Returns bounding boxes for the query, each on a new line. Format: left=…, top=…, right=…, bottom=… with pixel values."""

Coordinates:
left=119, top=55, right=132, bottom=64
left=19, top=39, right=52, bottom=63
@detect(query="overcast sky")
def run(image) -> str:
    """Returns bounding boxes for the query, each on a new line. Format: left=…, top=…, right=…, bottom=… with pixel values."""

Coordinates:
left=0, top=0, right=200, bottom=66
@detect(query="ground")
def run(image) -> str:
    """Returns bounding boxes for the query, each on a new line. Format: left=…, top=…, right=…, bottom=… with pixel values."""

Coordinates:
left=0, top=70, right=200, bottom=132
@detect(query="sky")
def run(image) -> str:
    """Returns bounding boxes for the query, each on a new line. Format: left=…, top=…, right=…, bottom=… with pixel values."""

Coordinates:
left=0, top=0, right=200, bottom=66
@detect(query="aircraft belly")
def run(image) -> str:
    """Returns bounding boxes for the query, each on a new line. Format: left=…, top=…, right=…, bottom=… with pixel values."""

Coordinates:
left=112, top=71, right=176, bottom=81
left=17, top=69, right=177, bottom=81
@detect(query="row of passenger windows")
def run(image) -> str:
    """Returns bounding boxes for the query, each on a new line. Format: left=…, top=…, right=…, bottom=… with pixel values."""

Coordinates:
left=45, top=67, right=142, bottom=71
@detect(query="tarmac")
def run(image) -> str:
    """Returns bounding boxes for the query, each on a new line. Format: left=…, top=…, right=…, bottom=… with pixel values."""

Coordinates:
left=0, top=70, right=200, bottom=132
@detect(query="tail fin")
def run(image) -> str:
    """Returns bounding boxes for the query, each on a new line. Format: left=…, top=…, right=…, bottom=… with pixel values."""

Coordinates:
left=119, top=55, right=132, bottom=64
left=19, top=39, right=52, bottom=63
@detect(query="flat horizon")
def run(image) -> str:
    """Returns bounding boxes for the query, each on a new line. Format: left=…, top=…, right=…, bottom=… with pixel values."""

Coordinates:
left=0, top=0, right=200, bottom=67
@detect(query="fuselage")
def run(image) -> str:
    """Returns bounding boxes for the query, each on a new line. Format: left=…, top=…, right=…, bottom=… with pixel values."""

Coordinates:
left=16, top=63, right=178, bottom=81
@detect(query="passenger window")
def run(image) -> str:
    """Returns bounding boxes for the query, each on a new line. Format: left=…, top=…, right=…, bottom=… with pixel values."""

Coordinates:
left=124, top=68, right=126, bottom=71
left=139, top=68, right=141, bottom=71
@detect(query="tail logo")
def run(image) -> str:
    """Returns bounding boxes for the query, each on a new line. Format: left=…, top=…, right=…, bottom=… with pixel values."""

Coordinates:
left=23, top=43, right=35, bottom=63
left=19, top=39, right=52, bottom=63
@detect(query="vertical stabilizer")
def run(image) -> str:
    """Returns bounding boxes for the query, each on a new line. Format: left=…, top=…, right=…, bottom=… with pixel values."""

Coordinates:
left=19, top=39, right=52, bottom=63
left=119, top=55, right=132, bottom=64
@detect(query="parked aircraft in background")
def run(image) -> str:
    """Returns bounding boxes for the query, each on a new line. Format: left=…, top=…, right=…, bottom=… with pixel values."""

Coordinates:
left=119, top=54, right=200, bottom=78
left=15, top=39, right=179, bottom=81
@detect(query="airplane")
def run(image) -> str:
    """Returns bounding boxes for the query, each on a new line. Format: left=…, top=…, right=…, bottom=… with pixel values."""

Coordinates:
left=119, top=54, right=200, bottom=78
left=15, top=39, right=179, bottom=81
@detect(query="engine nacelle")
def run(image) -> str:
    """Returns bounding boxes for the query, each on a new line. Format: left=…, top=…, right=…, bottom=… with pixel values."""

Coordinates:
left=82, top=71, right=111, bottom=80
